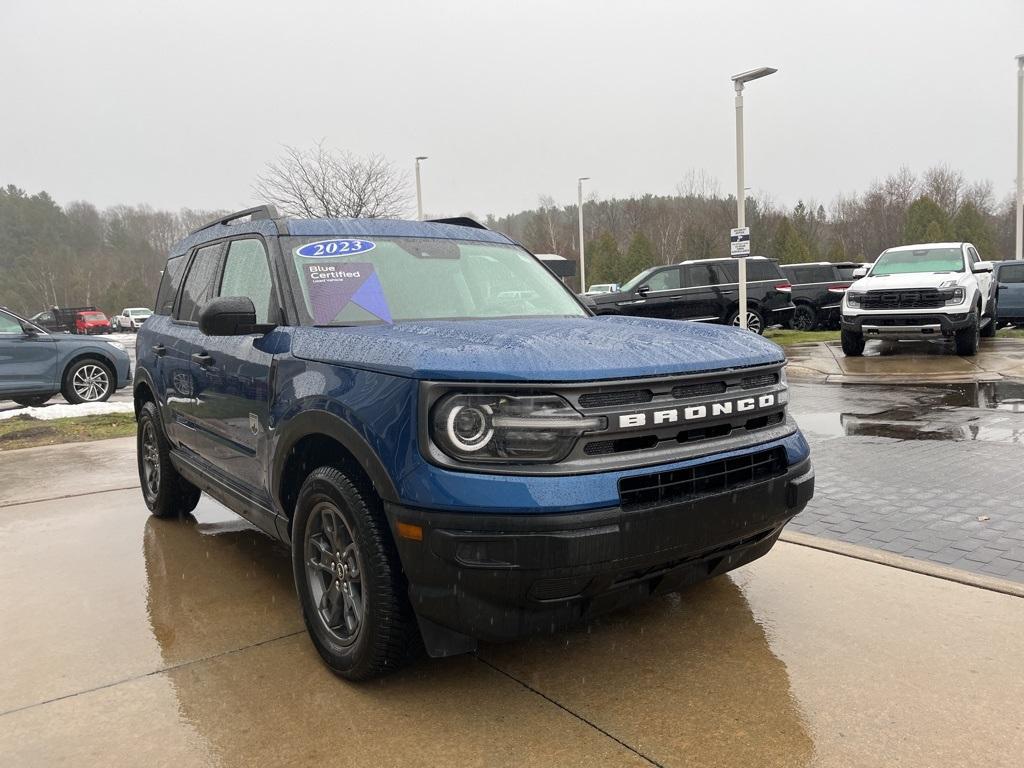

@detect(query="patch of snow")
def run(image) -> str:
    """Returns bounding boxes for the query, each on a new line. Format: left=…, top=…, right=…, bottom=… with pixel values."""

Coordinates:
left=0, top=401, right=136, bottom=421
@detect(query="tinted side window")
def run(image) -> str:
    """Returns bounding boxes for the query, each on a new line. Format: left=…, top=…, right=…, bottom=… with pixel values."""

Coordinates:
left=177, top=245, right=223, bottom=322
left=967, top=247, right=980, bottom=264
left=684, top=264, right=718, bottom=287
left=155, top=255, right=187, bottom=315
left=645, top=268, right=681, bottom=292
left=998, top=264, right=1024, bottom=284
left=220, top=239, right=275, bottom=324
left=802, top=265, right=838, bottom=283
left=747, top=260, right=783, bottom=281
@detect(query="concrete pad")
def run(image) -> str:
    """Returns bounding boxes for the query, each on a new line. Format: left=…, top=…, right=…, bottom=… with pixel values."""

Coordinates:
left=0, top=437, right=137, bottom=506
left=3, top=481, right=1024, bottom=766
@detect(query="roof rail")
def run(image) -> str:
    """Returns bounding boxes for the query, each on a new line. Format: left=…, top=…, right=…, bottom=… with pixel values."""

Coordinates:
left=425, top=216, right=489, bottom=230
left=189, top=205, right=279, bottom=235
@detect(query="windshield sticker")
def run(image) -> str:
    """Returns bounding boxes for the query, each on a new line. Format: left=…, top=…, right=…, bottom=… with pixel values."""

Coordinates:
left=296, top=239, right=376, bottom=258
left=303, top=262, right=393, bottom=325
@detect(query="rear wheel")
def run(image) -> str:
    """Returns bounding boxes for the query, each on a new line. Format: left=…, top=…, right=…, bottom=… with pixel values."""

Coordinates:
left=137, top=400, right=201, bottom=518
left=791, top=304, right=817, bottom=332
left=62, top=359, right=114, bottom=404
left=841, top=328, right=865, bottom=356
left=292, top=466, right=419, bottom=680
left=728, top=308, right=765, bottom=335
left=955, top=313, right=980, bottom=356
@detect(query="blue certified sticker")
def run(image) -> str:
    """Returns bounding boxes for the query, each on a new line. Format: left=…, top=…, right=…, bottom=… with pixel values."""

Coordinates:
left=296, top=239, right=376, bottom=258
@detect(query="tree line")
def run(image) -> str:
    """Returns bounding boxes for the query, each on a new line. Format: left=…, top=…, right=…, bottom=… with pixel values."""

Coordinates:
left=1, top=161, right=1017, bottom=317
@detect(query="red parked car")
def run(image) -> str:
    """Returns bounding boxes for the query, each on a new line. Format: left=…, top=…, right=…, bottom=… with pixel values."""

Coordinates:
left=74, top=310, right=111, bottom=334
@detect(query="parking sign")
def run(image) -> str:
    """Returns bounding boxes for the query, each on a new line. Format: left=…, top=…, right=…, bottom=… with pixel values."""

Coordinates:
left=730, top=227, right=750, bottom=257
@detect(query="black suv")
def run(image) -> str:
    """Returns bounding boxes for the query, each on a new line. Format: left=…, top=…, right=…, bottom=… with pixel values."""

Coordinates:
left=588, top=256, right=795, bottom=334
left=778, top=263, right=853, bottom=330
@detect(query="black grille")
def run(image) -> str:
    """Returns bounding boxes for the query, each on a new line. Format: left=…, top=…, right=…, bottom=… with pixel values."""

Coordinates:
left=671, top=381, right=727, bottom=399
left=861, top=290, right=947, bottom=310
left=618, top=448, right=786, bottom=511
left=741, top=373, right=778, bottom=389
left=578, top=389, right=653, bottom=408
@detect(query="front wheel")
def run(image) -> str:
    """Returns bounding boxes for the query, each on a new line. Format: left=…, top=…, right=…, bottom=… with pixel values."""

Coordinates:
left=62, top=358, right=114, bottom=404
left=292, top=467, right=419, bottom=680
left=728, top=308, right=765, bottom=335
left=137, top=400, right=201, bottom=517
left=841, top=328, right=865, bottom=356
left=955, top=314, right=980, bottom=356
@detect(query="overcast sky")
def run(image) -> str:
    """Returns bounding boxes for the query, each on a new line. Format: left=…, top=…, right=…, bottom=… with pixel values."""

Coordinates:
left=2, top=0, right=1022, bottom=219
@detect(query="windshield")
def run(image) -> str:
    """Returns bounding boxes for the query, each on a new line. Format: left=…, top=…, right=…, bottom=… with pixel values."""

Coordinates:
left=284, top=237, right=587, bottom=325
left=129, top=308, right=151, bottom=316
left=871, top=248, right=964, bottom=276
left=81, top=312, right=106, bottom=320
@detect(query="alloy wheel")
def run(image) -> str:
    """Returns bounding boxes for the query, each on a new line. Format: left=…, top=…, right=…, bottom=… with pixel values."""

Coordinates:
left=305, top=501, right=365, bottom=645
left=141, top=420, right=161, bottom=498
left=72, top=364, right=110, bottom=401
left=732, top=311, right=762, bottom=334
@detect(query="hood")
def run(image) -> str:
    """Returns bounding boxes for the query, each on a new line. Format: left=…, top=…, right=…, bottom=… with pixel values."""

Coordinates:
left=290, top=315, right=784, bottom=382
left=850, top=271, right=967, bottom=291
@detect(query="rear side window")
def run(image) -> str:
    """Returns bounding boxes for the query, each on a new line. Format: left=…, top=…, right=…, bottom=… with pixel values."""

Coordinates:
left=155, top=255, right=187, bottom=315
left=684, top=263, right=719, bottom=287
left=645, top=268, right=681, bottom=291
left=177, top=244, right=223, bottom=322
left=998, top=264, right=1024, bottom=284
left=220, top=239, right=275, bottom=324
left=746, top=260, right=784, bottom=281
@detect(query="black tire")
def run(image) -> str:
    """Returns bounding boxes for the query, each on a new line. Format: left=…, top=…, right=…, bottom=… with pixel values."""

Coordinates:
left=727, top=307, right=765, bottom=335
left=981, top=299, right=997, bottom=338
left=841, top=328, right=865, bottom=356
left=791, top=304, right=818, bottom=332
left=13, top=394, right=53, bottom=407
left=955, top=313, right=980, bottom=356
left=292, top=466, right=418, bottom=680
left=137, top=400, right=201, bottom=518
left=61, top=358, right=114, bottom=404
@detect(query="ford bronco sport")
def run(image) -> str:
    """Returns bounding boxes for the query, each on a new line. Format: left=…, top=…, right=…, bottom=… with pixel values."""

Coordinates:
left=134, top=206, right=814, bottom=680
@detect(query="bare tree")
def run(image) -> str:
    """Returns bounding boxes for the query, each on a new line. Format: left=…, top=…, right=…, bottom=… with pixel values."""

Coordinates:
left=254, top=142, right=411, bottom=219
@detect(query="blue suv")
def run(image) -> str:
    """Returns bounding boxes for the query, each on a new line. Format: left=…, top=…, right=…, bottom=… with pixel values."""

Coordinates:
left=134, top=206, right=814, bottom=680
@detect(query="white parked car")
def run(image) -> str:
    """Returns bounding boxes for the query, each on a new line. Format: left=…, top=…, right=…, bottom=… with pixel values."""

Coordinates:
left=112, top=307, right=152, bottom=332
left=840, top=242, right=996, bottom=357
left=584, top=283, right=619, bottom=295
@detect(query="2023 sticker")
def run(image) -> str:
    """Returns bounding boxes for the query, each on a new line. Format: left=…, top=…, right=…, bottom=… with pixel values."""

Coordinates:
left=296, top=239, right=376, bottom=258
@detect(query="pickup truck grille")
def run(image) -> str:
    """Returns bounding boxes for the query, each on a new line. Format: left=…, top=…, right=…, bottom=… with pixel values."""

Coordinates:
left=861, top=289, right=947, bottom=310
left=619, top=447, right=786, bottom=511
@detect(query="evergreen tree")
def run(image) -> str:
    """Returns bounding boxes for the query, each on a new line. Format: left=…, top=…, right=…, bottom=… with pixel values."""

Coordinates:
left=952, top=201, right=996, bottom=256
left=771, top=217, right=812, bottom=263
left=903, top=196, right=952, bottom=243
left=619, top=233, right=659, bottom=282
left=584, top=232, right=622, bottom=287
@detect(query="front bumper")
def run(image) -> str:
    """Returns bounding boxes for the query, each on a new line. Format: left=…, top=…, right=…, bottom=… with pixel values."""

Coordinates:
left=386, top=456, right=813, bottom=653
left=842, top=312, right=973, bottom=337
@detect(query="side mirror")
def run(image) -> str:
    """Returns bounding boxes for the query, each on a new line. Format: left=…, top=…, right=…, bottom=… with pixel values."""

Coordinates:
left=198, top=296, right=261, bottom=336
left=610, top=283, right=620, bottom=293
left=972, top=261, right=993, bottom=273
left=852, top=267, right=868, bottom=278
left=20, top=322, right=38, bottom=336
left=636, top=284, right=651, bottom=297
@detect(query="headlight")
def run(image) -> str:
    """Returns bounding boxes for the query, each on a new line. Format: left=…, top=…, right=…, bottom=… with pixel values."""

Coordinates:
left=845, top=292, right=864, bottom=308
left=945, top=287, right=966, bottom=305
left=430, top=393, right=604, bottom=464
left=778, top=367, right=790, bottom=405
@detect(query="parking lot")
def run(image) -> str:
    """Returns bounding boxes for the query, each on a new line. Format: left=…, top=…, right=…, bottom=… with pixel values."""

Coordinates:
left=3, top=340, right=1024, bottom=767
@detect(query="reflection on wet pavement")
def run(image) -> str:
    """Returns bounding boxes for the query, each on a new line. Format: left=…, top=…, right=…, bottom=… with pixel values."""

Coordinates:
left=791, top=380, right=1024, bottom=443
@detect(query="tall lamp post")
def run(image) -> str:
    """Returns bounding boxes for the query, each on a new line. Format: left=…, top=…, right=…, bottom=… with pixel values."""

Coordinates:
left=578, top=176, right=590, bottom=291
left=732, top=66, right=777, bottom=329
left=1016, top=55, right=1024, bottom=260
left=415, top=156, right=428, bottom=220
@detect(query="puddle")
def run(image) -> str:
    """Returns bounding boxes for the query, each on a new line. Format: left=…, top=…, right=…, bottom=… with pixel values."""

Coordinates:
left=791, top=381, right=1024, bottom=443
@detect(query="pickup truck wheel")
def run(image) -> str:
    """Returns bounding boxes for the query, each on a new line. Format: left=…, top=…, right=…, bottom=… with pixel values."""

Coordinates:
left=13, top=395, right=52, bottom=407
left=293, top=467, right=418, bottom=680
left=728, top=308, right=764, bottom=335
left=841, top=328, right=865, bottom=356
left=62, top=359, right=114, bottom=404
left=955, top=314, right=980, bottom=356
left=137, top=401, right=201, bottom=518
left=791, top=304, right=817, bottom=331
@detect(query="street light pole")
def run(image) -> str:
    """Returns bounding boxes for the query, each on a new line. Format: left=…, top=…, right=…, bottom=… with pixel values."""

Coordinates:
left=731, top=67, right=777, bottom=330
left=415, top=156, right=428, bottom=221
left=578, top=176, right=590, bottom=292
left=1016, top=56, right=1024, bottom=260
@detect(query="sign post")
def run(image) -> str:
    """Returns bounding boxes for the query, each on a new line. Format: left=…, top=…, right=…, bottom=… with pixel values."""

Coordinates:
left=731, top=227, right=751, bottom=331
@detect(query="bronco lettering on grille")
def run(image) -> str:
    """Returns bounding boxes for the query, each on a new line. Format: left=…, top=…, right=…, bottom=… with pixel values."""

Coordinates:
left=617, top=393, right=777, bottom=430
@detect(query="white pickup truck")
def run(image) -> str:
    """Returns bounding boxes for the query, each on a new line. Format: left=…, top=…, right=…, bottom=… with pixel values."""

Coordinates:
left=111, top=307, right=152, bottom=332
left=840, top=242, right=996, bottom=357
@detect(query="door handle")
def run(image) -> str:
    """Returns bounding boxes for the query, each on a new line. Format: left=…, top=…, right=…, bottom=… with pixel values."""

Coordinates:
left=191, top=351, right=214, bottom=367
left=152, top=344, right=166, bottom=357
left=998, top=285, right=1007, bottom=291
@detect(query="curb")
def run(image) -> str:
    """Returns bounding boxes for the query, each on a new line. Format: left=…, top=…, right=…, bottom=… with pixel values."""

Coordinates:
left=780, top=531, right=1024, bottom=599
